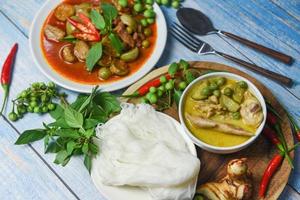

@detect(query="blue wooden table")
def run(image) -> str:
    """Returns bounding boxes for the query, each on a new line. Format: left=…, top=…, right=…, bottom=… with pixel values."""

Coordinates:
left=0, top=0, right=299, bottom=199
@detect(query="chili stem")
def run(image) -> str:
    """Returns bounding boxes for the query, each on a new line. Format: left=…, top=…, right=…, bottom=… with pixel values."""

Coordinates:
left=0, top=85, right=9, bottom=114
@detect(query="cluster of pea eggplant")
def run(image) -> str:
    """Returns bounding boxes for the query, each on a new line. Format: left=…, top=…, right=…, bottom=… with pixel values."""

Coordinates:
left=192, top=77, right=249, bottom=120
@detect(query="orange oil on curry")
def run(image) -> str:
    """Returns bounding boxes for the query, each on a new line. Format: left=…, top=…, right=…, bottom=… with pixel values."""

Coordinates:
left=41, top=0, right=157, bottom=85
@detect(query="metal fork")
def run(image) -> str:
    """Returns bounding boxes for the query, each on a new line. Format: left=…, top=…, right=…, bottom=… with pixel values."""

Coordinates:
left=170, top=23, right=293, bottom=87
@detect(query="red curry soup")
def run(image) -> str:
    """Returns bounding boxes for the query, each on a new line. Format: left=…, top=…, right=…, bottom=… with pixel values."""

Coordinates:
left=41, top=0, right=157, bottom=84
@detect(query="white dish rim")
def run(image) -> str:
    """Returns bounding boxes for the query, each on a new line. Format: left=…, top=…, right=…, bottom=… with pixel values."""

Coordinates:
left=178, top=72, right=267, bottom=153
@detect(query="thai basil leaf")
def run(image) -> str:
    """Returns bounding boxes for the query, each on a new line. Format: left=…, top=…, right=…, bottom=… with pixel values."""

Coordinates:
left=54, top=150, right=69, bottom=165
left=109, top=33, right=124, bottom=54
left=102, top=3, right=118, bottom=29
left=168, top=62, right=179, bottom=77
left=64, top=106, right=84, bottom=128
left=84, top=118, right=101, bottom=129
left=78, top=86, right=98, bottom=113
left=48, top=117, right=70, bottom=129
left=83, top=129, right=95, bottom=139
left=67, top=141, right=76, bottom=155
left=45, top=141, right=61, bottom=153
left=56, top=129, right=81, bottom=139
left=44, top=135, right=50, bottom=150
left=86, top=42, right=103, bottom=72
left=173, top=89, right=183, bottom=106
left=49, top=104, right=64, bottom=120
left=90, top=9, right=106, bottom=30
left=94, top=91, right=121, bottom=114
left=89, top=143, right=99, bottom=154
left=71, top=94, right=89, bottom=111
left=185, top=70, right=196, bottom=84
left=84, top=154, right=92, bottom=173
left=82, top=143, right=89, bottom=155
left=15, top=129, right=47, bottom=145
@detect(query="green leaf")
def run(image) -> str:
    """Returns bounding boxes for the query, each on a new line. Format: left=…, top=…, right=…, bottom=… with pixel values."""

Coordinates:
left=71, top=94, right=89, bottom=111
left=44, top=135, right=50, bottom=150
left=94, top=92, right=121, bottom=114
left=78, top=86, right=98, bottom=113
left=49, top=104, right=64, bottom=120
left=84, top=118, right=101, bottom=129
left=48, top=117, right=70, bottom=129
left=83, top=128, right=95, bottom=139
left=84, top=154, right=92, bottom=173
left=168, top=62, right=179, bottom=77
left=185, top=70, right=196, bottom=84
left=67, top=141, right=76, bottom=155
left=102, top=3, right=118, bottom=24
left=90, top=9, right=106, bottom=30
left=86, top=42, right=103, bottom=72
left=179, top=59, right=189, bottom=71
left=89, top=143, right=99, bottom=154
left=56, top=129, right=81, bottom=139
left=15, top=129, right=47, bottom=145
left=82, top=143, right=89, bottom=155
left=173, top=89, right=183, bottom=106
left=64, top=106, right=84, bottom=128
left=54, top=150, right=69, bottom=165
left=109, top=33, right=124, bottom=54
left=89, top=104, right=108, bottom=120
left=45, top=141, right=61, bottom=153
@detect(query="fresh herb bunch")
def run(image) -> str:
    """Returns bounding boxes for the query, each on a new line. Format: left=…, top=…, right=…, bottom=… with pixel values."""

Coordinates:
left=140, top=59, right=198, bottom=110
left=14, top=87, right=121, bottom=172
left=8, top=82, right=65, bottom=122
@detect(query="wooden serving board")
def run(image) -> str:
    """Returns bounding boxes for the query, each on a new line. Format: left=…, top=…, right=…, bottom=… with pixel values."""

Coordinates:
left=122, top=61, right=294, bottom=200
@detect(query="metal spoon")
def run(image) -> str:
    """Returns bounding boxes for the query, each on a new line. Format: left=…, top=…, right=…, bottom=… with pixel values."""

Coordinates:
left=177, top=8, right=293, bottom=65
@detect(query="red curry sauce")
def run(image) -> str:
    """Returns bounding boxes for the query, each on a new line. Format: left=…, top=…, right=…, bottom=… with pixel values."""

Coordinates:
left=41, top=0, right=157, bottom=85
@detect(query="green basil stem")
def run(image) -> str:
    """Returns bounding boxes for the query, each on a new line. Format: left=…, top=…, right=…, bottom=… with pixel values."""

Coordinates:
left=275, top=124, right=294, bottom=168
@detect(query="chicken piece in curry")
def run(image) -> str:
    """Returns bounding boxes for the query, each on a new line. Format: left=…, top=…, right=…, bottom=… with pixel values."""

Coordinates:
left=183, top=76, right=264, bottom=147
left=41, top=0, right=157, bottom=84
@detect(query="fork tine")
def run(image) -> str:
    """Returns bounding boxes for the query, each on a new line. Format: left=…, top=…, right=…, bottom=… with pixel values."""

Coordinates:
left=170, top=31, right=198, bottom=52
left=171, top=25, right=199, bottom=51
left=173, top=22, right=203, bottom=45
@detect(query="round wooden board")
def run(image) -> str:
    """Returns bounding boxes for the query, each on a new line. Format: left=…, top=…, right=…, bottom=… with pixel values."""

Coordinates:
left=122, top=61, right=294, bottom=200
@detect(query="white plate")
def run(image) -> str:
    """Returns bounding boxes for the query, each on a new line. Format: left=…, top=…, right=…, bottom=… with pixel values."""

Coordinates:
left=91, top=112, right=198, bottom=200
left=29, top=0, right=167, bottom=93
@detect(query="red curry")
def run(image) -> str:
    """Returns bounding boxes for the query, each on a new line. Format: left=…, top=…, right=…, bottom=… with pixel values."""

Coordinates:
left=41, top=0, right=157, bottom=85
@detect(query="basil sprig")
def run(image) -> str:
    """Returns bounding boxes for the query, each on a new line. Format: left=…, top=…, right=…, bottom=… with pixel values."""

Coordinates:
left=15, top=87, right=121, bottom=172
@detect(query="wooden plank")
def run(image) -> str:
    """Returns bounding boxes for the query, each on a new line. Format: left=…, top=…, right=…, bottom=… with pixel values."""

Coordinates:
left=0, top=12, right=104, bottom=200
left=272, top=0, right=300, bottom=22
left=0, top=119, right=76, bottom=200
left=0, top=0, right=299, bottom=198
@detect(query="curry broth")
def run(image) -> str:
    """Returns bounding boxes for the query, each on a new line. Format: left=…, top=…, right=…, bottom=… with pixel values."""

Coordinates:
left=41, top=0, right=157, bottom=84
left=183, top=78, right=258, bottom=147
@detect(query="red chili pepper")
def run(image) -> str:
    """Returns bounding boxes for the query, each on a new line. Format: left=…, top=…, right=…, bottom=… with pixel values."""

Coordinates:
left=259, top=154, right=284, bottom=197
left=73, top=32, right=100, bottom=42
left=67, top=17, right=95, bottom=34
left=123, top=74, right=173, bottom=98
left=296, top=131, right=300, bottom=142
left=0, top=43, right=18, bottom=114
left=138, top=74, right=173, bottom=96
left=78, top=13, right=98, bottom=34
left=67, top=14, right=100, bottom=42
left=263, top=126, right=284, bottom=152
left=267, top=111, right=278, bottom=126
